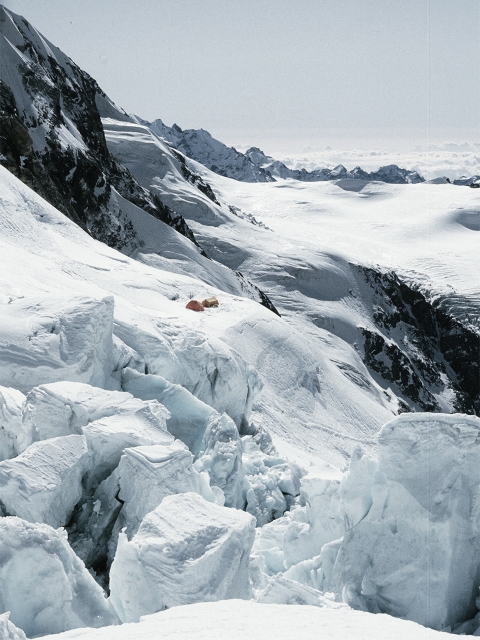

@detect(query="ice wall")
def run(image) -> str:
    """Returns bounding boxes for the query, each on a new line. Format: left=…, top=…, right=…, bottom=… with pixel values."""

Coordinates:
left=109, top=492, right=256, bottom=622
left=0, top=517, right=118, bottom=637
left=0, top=296, right=116, bottom=394
left=253, top=413, right=480, bottom=631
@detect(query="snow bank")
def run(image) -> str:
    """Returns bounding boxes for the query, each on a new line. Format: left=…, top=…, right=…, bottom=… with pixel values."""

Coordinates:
left=0, top=295, right=116, bottom=394
left=257, top=575, right=345, bottom=608
left=114, top=442, right=218, bottom=537
left=0, top=435, right=89, bottom=527
left=39, top=599, right=454, bottom=640
left=0, top=517, right=118, bottom=637
left=0, top=386, right=26, bottom=461
left=109, top=492, right=256, bottom=622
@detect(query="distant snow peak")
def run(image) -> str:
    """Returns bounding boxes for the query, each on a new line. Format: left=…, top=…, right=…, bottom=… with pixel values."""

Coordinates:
left=138, top=117, right=424, bottom=184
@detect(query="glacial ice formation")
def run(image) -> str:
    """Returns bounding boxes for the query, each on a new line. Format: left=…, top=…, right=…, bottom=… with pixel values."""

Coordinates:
left=0, top=435, right=89, bottom=528
left=330, top=413, right=480, bottom=630
left=0, top=518, right=118, bottom=637
left=114, top=320, right=262, bottom=430
left=0, top=295, right=116, bottom=394
left=194, top=412, right=244, bottom=508
left=252, top=413, right=480, bottom=631
left=121, top=367, right=216, bottom=453
left=114, top=442, right=218, bottom=537
left=109, top=492, right=256, bottom=622
left=0, top=386, right=26, bottom=461
left=0, top=613, right=27, bottom=640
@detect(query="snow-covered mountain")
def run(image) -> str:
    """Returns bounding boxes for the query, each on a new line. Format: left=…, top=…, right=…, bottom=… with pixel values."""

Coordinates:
left=139, top=117, right=425, bottom=184
left=0, top=5, right=480, bottom=639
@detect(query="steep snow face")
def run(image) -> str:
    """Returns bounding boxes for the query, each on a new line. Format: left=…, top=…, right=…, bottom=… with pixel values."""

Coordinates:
left=137, top=117, right=274, bottom=183
left=0, top=517, right=118, bottom=637
left=109, top=492, right=256, bottom=622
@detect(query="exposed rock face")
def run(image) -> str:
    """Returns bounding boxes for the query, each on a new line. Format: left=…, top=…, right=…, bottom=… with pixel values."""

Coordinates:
left=356, top=266, right=480, bottom=414
left=0, top=7, right=196, bottom=251
left=246, top=148, right=425, bottom=184
left=453, top=174, right=480, bottom=186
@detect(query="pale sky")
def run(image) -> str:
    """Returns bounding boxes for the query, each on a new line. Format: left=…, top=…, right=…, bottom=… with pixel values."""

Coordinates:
left=3, top=0, right=480, bottom=154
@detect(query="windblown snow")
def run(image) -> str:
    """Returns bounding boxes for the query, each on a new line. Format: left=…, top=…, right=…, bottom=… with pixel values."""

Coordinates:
left=1, top=5, right=480, bottom=639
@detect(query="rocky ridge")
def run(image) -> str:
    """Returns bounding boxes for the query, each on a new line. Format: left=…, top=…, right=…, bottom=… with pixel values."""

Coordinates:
left=140, top=118, right=425, bottom=185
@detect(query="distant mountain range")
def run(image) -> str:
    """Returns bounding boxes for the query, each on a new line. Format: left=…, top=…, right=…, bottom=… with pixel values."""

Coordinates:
left=136, top=117, right=426, bottom=185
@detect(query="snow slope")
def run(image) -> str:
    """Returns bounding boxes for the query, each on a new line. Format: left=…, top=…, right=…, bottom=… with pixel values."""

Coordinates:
left=104, top=117, right=480, bottom=465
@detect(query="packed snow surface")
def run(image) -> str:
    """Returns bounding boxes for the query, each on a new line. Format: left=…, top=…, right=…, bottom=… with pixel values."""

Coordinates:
left=40, top=599, right=452, bottom=640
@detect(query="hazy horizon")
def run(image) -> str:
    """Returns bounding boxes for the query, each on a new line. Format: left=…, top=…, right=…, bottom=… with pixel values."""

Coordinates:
left=3, top=0, right=480, bottom=157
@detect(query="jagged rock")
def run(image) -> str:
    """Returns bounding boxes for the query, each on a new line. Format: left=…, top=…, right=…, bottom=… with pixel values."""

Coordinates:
left=356, top=266, right=480, bottom=414
left=139, top=119, right=425, bottom=184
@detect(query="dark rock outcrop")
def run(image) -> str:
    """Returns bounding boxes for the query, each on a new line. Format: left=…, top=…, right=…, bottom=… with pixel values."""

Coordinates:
left=0, top=7, right=197, bottom=251
left=356, top=266, right=480, bottom=414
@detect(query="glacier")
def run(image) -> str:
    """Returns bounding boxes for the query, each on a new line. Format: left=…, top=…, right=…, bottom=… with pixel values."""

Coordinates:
left=0, top=4, right=479, bottom=638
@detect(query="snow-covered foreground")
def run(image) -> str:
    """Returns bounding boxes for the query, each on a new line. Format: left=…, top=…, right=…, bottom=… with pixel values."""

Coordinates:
left=39, top=600, right=451, bottom=640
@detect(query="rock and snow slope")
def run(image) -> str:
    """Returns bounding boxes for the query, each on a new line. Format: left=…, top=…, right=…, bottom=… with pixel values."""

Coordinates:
left=0, top=5, right=479, bottom=639
left=138, top=117, right=425, bottom=184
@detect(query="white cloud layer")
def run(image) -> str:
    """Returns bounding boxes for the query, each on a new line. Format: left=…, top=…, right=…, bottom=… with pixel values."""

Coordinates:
left=275, top=142, right=480, bottom=181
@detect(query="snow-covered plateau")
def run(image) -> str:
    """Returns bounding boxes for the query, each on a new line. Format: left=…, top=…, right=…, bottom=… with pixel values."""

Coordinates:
left=0, top=5, right=480, bottom=639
